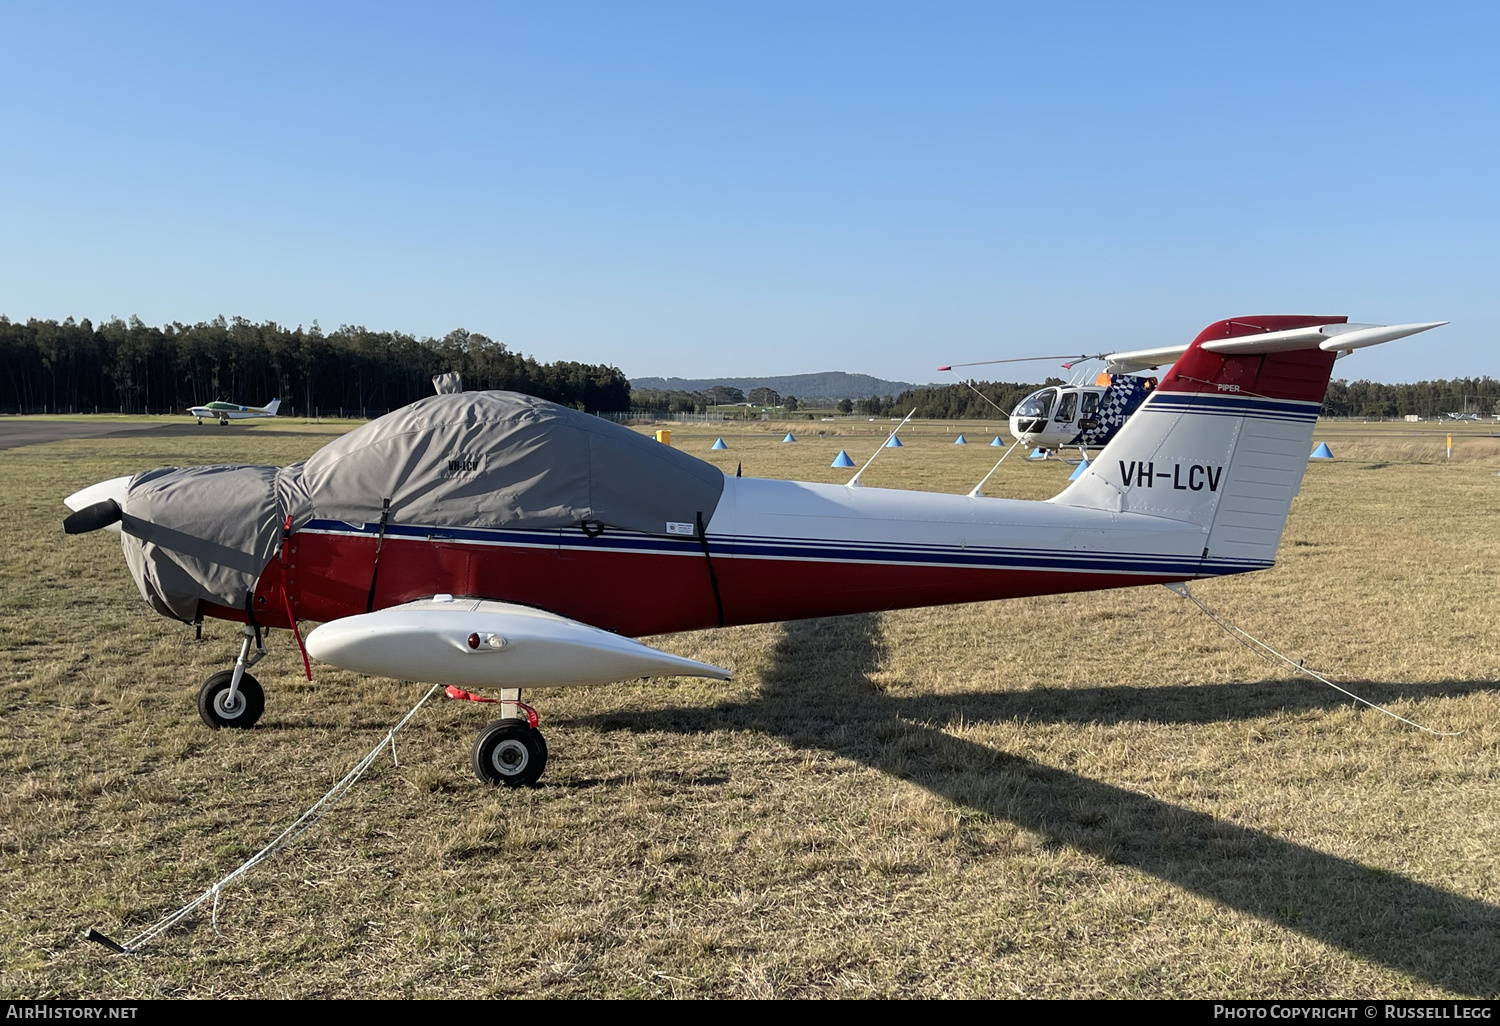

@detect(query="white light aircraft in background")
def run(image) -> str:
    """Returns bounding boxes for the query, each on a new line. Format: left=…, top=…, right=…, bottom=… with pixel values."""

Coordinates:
left=189, top=398, right=281, bottom=425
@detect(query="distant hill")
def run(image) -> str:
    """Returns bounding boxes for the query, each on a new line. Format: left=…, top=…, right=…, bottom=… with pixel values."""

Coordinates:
left=630, top=371, right=924, bottom=401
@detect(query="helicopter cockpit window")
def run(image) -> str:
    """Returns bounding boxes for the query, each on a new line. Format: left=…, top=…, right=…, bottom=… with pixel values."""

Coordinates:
left=1077, top=390, right=1101, bottom=430
left=1054, top=391, right=1078, bottom=423
left=1014, top=390, right=1054, bottom=421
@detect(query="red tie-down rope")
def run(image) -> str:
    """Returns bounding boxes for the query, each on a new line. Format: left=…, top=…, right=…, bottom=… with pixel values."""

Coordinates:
left=281, top=515, right=313, bottom=681
left=445, top=686, right=539, bottom=728
left=445, top=686, right=496, bottom=703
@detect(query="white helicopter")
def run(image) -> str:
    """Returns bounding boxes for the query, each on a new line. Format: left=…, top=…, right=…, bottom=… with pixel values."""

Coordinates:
left=941, top=319, right=1445, bottom=456
left=64, top=315, right=1443, bottom=787
left=189, top=398, right=281, bottom=426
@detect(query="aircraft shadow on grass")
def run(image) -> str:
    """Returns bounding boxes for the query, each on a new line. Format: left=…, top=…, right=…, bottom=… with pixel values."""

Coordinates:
left=576, top=613, right=1500, bottom=997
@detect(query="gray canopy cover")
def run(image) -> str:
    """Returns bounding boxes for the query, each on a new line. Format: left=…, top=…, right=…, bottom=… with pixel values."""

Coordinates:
left=118, top=392, right=727, bottom=621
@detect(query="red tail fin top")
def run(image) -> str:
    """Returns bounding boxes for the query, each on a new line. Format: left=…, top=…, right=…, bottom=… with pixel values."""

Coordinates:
left=1160, top=315, right=1348, bottom=403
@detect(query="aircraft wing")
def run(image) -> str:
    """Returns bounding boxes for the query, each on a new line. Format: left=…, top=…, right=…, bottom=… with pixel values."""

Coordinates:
left=304, top=598, right=732, bottom=688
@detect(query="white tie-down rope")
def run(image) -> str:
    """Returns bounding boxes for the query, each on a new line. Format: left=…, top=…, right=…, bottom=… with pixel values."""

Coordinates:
left=109, top=683, right=445, bottom=953
left=968, top=436, right=1019, bottom=497
left=1164, top=583, right=1459, bottom=737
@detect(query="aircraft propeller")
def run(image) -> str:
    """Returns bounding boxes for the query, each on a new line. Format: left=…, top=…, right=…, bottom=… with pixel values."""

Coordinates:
left=63, top=499, right=122, bottom=535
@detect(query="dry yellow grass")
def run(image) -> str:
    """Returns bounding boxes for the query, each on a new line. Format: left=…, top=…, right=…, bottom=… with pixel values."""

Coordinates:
left=1, top=415, right=1498, bottom=998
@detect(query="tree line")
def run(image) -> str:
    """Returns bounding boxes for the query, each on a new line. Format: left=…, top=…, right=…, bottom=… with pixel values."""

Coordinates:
left=851, top=380, right=1061, bottom=419
left=5, top=314, right=1490, bottom=422
left=0, top=316, right=630, bottom=416
left=631, top=385, right=794, bottom=412
left=1320, top=377, right=1500, bottom=419
left=809, top=376, right=1500, bottom=421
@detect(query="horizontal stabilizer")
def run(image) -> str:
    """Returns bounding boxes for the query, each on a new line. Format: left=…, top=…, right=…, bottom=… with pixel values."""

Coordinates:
left=1102, top=320, right=1446, bottom=374
left=304, top=598, right=733, bottom=688
left=1197, top=320, right=1447, bottom=357
left=1315, top=321, right=1448, bottom=353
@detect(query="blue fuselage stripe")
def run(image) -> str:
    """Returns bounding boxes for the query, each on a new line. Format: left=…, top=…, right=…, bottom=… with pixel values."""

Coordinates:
left=1143, top=393, right=1321, bottom=421
left=301, top=519, right=1269, bottom=577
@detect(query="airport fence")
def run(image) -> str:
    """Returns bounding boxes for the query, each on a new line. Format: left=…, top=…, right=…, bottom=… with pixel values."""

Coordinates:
left=599, top=411, right=728, bottom=424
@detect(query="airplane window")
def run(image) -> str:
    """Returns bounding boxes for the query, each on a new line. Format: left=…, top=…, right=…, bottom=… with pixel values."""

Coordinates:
left=1054, top=391, right=1078, bottom=423
left=1014, top=391, right=1054, bottom=420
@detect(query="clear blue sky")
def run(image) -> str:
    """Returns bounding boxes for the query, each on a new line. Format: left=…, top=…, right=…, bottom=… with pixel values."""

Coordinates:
left=1, top=2, right=1494, bottom=384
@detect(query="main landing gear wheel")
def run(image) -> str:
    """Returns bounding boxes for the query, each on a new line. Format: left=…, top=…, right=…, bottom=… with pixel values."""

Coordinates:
left=471, top=720, right=548, bottom=787
left=198, top=670, right=265, bottom=729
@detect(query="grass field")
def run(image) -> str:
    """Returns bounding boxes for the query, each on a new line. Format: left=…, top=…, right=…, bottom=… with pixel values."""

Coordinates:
left=2, top=415, right=1498, bottom=998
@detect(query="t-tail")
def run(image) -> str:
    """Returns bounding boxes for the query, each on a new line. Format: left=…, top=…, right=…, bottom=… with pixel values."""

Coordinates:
left=1052, top=315, right=1444, bottom=574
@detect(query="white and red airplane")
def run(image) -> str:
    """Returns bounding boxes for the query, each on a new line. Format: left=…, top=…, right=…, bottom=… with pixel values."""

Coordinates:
left=63, top=315, right=1443, bottom=787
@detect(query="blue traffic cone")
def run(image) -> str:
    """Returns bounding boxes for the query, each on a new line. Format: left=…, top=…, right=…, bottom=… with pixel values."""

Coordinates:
left=782, top=432, right=796, bottom=443
left=954, top=434, right=967, bottom=444
left=991, top=436, right=1005, bottom=447
left=711, top=437, right=728, bottom=450
left=884, top=435, right=903, bottom=448
left=1310, top=442, right=1333, bottom=459
left=831, top=450, right=856, bottom=468
left=1068, top=457, right=1090, bottom=481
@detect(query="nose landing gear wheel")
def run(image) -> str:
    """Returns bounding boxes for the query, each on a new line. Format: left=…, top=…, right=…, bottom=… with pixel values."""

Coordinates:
left=471, top=720, right=548, bottom=787
left=198, top=670, right=265, bottom=729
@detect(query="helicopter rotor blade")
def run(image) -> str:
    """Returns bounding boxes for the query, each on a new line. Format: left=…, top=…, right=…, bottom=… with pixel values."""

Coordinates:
left=936, top=354, right=1100, bottom=372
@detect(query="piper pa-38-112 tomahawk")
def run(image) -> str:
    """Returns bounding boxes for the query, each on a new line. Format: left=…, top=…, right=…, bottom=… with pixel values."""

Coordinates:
left=940, top=320, right=1446, bottom=455
left=189, top=398, right=281, bottom=425
left=63, top=315, right=1443, bottom=787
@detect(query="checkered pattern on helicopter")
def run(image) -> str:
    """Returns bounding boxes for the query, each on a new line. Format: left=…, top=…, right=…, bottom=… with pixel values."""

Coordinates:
left=1070, top=374, right=1155, bottom=447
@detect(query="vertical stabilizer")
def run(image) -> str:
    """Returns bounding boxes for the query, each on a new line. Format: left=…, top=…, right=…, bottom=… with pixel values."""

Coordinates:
left=262, top=399, right=282, bottom=416
left=1052, top=316, right=1344, bottom=571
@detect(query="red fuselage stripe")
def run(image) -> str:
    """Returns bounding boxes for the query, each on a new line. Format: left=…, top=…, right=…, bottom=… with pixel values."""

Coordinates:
left=238, top=530, right=1211, bottom=636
